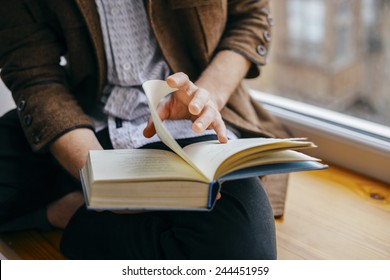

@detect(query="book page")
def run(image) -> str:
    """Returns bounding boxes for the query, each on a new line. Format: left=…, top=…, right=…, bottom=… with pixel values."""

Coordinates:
left=215, top=150, right=320, bottom=178
left=89, top=149, right=208, bottom=183
left=142, top=80, right=208, bottom=180
left=182, top=138, right=315, bottom=180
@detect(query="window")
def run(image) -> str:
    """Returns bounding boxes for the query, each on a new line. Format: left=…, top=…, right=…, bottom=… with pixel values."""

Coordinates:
left=248, top=0, right=389, bottom=126
left=287, top=0, right=326, bottom=62
left=334, top=1, right=354, bottom=63
left=362, top=0, right=382, bottom=53
left=247, top=0, right=390, bottom=183
left=0, top=77, right=15, bottom=116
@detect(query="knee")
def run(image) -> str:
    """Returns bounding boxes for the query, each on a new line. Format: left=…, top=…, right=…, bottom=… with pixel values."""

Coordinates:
left=0, top=202, right=20, bottom=232
left=0, top=209, right=12, bottom=225
left=0, top=187, right=19, bottom=223
left=0, top=183, right=41, bottom=225
left=209, top=221, right=277, bottom=260
left=208, top=183, right=277, bottom=259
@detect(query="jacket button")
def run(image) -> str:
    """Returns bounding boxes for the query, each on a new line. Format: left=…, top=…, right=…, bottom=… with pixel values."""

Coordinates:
left=32, top=133, right=41, bottom=144
left=263, top=31, right=272, bottom=42
left=257, top=44, right=267, bottom=56
left=267, top=15, right=274, bottom=26
left=18, top=100, right=26, bottom=112
left=23, top=114, right=32, bottom=126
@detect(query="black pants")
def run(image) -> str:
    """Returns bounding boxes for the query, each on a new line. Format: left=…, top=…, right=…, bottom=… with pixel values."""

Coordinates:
left=0, top=109, right=277, bottom=259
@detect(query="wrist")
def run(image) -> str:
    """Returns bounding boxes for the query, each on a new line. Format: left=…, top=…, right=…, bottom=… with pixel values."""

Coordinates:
left=50, top=128, right=103, bottom=178
left=195, top=50, right=251, bottom=111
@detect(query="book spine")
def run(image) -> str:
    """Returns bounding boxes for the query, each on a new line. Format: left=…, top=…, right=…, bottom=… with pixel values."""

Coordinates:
left=208, top=181, right=221, bottom=210
left=79, top=168, right=90, bottom=208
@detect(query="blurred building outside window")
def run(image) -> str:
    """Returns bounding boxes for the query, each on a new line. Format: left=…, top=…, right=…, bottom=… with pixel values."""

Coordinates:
left=246, top=0, right=390, bottom=128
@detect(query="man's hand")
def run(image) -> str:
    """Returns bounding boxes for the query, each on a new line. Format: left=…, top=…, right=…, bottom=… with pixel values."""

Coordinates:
left=143, top=72, right=228, bottom=143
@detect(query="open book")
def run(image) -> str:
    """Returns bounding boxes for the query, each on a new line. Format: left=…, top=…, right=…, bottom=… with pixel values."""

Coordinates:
left=80, top=80, right=327, bottom=211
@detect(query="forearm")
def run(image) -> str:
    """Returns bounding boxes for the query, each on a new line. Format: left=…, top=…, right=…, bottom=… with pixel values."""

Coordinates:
left=195, top=50, right=252, bottom=111
left=49, top=128, right=103, bottom=179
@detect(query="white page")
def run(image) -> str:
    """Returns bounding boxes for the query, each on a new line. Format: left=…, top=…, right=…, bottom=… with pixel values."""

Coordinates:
left=215, top=150, right=320, bottom=178
left=89, top=149, right=207, bottom=182
left=182, top=138, right=315, bottom=180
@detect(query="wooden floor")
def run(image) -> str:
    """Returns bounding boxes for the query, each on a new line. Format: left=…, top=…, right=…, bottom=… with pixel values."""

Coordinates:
left=276, top=165, right=390, bottom=259
left=0, top=230, right=64, bottom=260
left=0, top=164, right=389, bottom=260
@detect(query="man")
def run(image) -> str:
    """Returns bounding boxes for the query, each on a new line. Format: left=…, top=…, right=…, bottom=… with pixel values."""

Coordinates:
left=0, top=0, right=288, bottom=259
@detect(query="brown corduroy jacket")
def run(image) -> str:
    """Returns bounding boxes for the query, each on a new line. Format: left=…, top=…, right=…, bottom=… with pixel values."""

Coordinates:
left=0, top=0, right=289, bottom=151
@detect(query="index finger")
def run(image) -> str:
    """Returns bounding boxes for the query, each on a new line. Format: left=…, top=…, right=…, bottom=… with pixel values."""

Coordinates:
left=166, top=72, right=198, bottom=96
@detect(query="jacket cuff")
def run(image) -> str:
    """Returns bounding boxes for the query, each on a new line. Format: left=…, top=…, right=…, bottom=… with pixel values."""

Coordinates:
left=217, top=6, right=274, bottom=79
left=14, top=83, right=94, bottom=152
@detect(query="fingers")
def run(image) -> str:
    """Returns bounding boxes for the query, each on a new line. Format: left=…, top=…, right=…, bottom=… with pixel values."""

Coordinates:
left=189, top=87, right=208, bottom=115
left=168, top=73, right=216, bottom=116
left=212, top=115, right=228, bottom=144
left=166, top=72, right=197, bottom=96
left=191, top=99, right=216, bottom=132
left=192, top=105, right=228, bottom=143
left=167, top=73, right=207, bottom=115
left=163, top=72, right=228, bottom=143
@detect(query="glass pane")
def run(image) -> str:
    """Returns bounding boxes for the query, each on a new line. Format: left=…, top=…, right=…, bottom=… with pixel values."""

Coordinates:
left=0, top=76, right=15, bottom=116
left=246, top=0, right=390, bottom=127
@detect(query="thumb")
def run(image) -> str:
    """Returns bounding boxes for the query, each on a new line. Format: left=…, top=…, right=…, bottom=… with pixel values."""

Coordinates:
left=143, top=100, right=171, bottom=138
left=143, top=116, right=156, bottom=138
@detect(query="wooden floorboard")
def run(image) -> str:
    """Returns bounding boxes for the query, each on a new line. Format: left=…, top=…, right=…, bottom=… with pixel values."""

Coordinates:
left=0, top=230, right=64, bottom=260
left=276, top=165, right=390, bottom=259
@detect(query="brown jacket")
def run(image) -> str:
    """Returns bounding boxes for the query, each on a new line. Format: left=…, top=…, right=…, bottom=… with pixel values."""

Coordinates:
left=0, top=0, right=289, bottom=152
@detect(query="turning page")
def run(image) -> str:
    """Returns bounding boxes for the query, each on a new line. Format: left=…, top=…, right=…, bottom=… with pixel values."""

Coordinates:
left=142, top=80, right=207, bottom=179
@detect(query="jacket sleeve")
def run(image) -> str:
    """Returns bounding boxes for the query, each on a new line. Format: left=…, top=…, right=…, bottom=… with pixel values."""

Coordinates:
left=217, top=0, right=274, bottom=78
left=0, top=1, right=94, bottom=152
